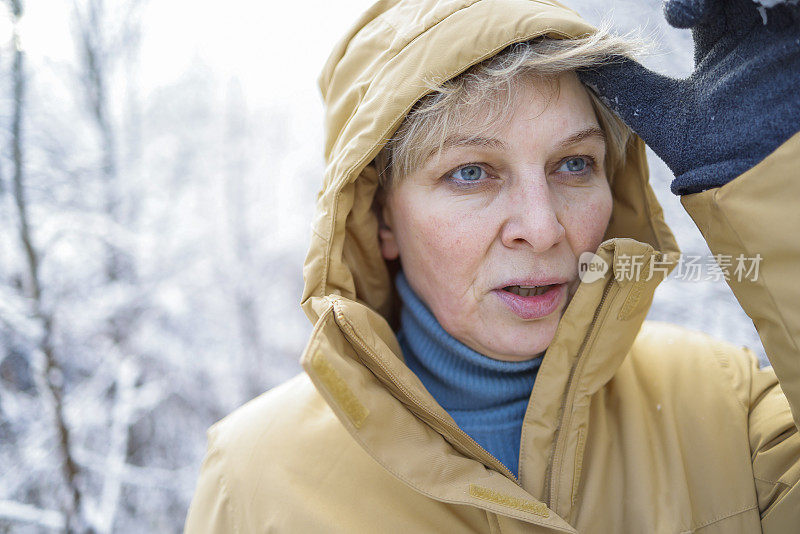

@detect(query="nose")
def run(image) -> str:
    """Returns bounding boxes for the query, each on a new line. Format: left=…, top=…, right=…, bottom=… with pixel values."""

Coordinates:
left=499, top=176, right=566, bottom=252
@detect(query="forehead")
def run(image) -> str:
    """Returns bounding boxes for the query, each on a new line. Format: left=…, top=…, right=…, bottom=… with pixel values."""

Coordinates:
left=455, top=72, right=597, bottom=138
left=416, top=72, right=601, bottom=167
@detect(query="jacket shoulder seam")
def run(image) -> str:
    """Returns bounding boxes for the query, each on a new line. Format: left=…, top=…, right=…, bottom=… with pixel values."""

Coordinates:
left=714, top=345, right=750, bottom=413
left=753, top=474, right=792, bottom=488
left=201, top=434, right=243, bottom=534
left=688, top=503, right=758, bottom=531
left=217, top=468, right=241, bottom=534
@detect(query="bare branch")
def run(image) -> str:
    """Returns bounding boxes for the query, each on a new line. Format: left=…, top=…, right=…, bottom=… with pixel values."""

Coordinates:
left=95, top=358, right=138, bottom=534
left=7, top=3, right=85, bottom=530
left=0, top=500, right=65, bottom=531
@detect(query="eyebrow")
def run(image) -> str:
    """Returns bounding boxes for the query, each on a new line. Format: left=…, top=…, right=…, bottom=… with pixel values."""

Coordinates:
left=440, top=135, right=509, bottom=151
left=555, top=126, right=606, bottom=149
left=435, top=125, right=606, bottom=156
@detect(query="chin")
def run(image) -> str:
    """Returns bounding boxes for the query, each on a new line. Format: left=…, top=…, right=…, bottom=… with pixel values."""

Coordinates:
left=489, top=346, right=548, bottom=362
left=483, top=321, right=558, bottom=361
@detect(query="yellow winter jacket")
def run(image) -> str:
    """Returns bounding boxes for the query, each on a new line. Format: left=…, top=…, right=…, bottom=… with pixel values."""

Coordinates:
left=184, top=0, right=800, bottom=532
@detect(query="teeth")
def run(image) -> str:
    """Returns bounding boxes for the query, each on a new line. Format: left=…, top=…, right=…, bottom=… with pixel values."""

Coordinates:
left=506, top=285, right=552, bottom=297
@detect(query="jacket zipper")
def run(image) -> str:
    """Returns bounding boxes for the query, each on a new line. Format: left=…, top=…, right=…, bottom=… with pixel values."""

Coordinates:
left=545, top=276, right=617, bottom=510
left=331, top=300, right=521, bottom=484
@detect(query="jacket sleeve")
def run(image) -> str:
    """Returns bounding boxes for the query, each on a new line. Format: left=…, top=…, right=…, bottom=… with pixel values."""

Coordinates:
left=680, top=130, right=800, bottom=531
left=183, top=424, right=241, bottom=534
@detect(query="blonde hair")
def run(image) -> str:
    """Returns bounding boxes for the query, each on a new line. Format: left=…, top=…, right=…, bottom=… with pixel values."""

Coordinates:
left=375, top=26, right=649, bottom=189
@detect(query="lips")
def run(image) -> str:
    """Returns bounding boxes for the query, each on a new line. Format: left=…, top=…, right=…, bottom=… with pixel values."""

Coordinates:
left=494, top=282, right=567, bottom=319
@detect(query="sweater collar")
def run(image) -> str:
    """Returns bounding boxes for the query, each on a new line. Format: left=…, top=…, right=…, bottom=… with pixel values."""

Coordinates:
left=395, top=271, right=542, bottom=414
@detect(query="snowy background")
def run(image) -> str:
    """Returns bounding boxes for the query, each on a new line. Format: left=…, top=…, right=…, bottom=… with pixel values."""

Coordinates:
left=0, top=0, right=766, bottom=532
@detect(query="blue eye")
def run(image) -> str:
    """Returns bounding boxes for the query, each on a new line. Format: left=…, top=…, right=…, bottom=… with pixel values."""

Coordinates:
left=558, top=157, right=591, bottom=173
left=451, top=164, right=486, bottom=182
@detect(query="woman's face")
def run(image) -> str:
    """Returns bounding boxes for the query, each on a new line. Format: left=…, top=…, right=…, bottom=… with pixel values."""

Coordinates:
left=379, top=72, right=613, bottom=362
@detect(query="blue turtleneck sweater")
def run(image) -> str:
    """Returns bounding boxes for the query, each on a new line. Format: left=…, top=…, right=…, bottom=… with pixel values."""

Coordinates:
left=395, top=271, right=542, bottom=478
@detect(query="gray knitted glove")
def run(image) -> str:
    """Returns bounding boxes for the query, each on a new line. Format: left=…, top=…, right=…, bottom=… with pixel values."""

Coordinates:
left=577, top=0, right=800, bottom=195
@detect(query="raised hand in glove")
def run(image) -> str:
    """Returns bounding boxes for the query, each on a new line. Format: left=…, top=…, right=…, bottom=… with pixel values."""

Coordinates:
left=577, top=0, right=800, bottom=195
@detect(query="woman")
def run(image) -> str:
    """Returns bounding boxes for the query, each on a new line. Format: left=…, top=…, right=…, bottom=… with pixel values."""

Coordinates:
left=185, top=0, right=800, bottom=532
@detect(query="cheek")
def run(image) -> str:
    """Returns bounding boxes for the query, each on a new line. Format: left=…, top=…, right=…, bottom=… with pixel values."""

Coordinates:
left=393, top=190, right=481, bottom=257
left=405, top=211, right=481, bottom=269
left=563, top=189, right=613, bottom=252
left=394, top=199, right=490, bottom=313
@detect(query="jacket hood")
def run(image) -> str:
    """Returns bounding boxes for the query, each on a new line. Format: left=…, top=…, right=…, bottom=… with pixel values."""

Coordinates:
left=297, top=0, right=683, bottom=513
left=302, top=0, right=679, bottom=327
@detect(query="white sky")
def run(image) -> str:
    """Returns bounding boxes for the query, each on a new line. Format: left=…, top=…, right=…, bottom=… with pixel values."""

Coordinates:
left=1, top=0, right=376, bottom=111
left=139, top=0, right=376, bottom=107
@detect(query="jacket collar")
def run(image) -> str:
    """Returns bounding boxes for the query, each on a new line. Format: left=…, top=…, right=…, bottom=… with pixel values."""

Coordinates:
left=301, top=236, right=676, bottom=529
